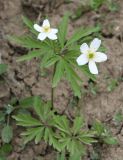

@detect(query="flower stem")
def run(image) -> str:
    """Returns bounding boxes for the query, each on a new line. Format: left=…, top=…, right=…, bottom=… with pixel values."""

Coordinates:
left=51, top=63, right=57, bottom=110
left=51, top=87, right=54, bottom=110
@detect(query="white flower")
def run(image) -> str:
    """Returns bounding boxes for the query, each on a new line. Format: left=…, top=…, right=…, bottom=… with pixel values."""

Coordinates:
left=34, top=19, right=58, bottom=41
left=76, top=38, right=107, bottom=74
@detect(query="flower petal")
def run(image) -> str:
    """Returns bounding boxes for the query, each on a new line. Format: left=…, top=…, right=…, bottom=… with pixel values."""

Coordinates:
left=38, top=33, right=47, bottom=41
left=34, top=24, right=42, bottom=32
left=43, top=19, right=50, bottom=27
left=76, top=54, right=88, bottom=66
left=80, top=43, right=89, bottom=54
left=51, top=28, right=58, bottom=34
left=47, top=33, right=57, bottom=40
left=90, top=38, right=101, bottom=51
left=94, top=52, right=107, bottom=62
left=88, top=61, right=98, bottom=74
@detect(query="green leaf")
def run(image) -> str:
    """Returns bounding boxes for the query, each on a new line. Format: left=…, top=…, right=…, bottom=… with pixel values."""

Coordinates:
left=1, top=126, right=13, bottom=143
left=35, top=127, right=44, bottom=144
left=0, top=156, right=6, bottom=160
left=40, top=51, right=53, bottom=69
left=69, top=153, right=81, bottom=160
left=92, top=120, right=104, bottom=136
left=52, top=59, right=65, bottom=87
left=22, top=16, right=34, bottom=30
left=8, top=35, right=43, bottom=49
left=19, top=96, right=35, bottom=108
left=79, top=130, right=97, bottom=145
left=22, top=15, right=38, bottom=35
left=81, top=65, right=96, bottom=81
left=103, top=137, right=118, bottom=145
left=107, top=79, right=118, bottom=92
left=13, top=114, right=41, bottom=127
left=43, top=55, right=60, bottom=68
left=54, top=116, right=70, bottom=134
left=66, top=26, right=100, bottom=46
left=91, top=0, right=106, bottom=10
left=64, top=61, right=81, bottom=97
left=5, top=104, right=14, bottom=115
left=44, top=128, right=61, bottom=151
left=0, top=64, right=7, bottom=75
left=67, top=140, right=85, bottom=156
left=0, top=144, right=12, bottom=156
left=17, top=50, right=43, bottom=62
left=58, top=13, right=69, bottom=48
left=72, top=117, right=84, bottom=134
left=0, top=112, right=5, bottom=123
left=42, top=102, right=53, bottom=122
left=33, top=96, right=43, bottom=120
left=79, top=136, right=97, bottom=145
left=57, top=151, right=66, bottom=160
left=114, top=112, right=123, bottom=123
left=21, top=127, right=44, bottom=144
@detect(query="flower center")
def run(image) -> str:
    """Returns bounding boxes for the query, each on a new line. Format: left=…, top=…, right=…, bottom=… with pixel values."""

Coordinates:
left=43, top=26, right=50, bottom=33
left=87, top=51, right=95, bottom=60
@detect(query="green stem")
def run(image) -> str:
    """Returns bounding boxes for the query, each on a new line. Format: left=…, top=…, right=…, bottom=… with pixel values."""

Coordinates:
left=51, top=87, right=54, bottom=110
left=51, top=62, right=57, bottom=110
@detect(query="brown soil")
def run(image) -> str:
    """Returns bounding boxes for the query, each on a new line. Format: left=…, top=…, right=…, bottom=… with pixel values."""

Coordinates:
left=0, top=0, right=123, bottom=159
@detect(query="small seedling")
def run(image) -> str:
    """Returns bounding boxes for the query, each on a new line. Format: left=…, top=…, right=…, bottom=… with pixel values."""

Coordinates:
left=114, top=112, right=123, bottom=124
left=92, top=120, right=118, bottom=145
left=107, top=78, right=118, bottom=92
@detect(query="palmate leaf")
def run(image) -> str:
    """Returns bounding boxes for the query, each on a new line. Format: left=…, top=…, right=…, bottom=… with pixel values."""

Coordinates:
left=8, top=35, right=43, bottom=49
left=64, top=60, right=81, bottom=98
left=67, top=139, right=86, bottom=156
left=69, top=154, right=81, bottom=160
left=92, top=120, right=105, bottom=136
left=72, top=117, right=84, bottom=135
left=19, top=96, right=39, bottom=108
left=40, top=47, right=55, bottom=69
left=21, top=127, right=44, bottom=144
left=17, top=49, right=44, bottom=62
left=33, top=96, right=43, bottom=120
left=58, top=13, right=69, bottom=48
left=103, top=136, right=118, bottom=145
left=57, top=151, right=66, bottom=160
left=33, top=97, right=53, bottom=122
left=52, top=59, right=65, bottom=88
left=22, top=15, right=37, bottom=35
left=66, top=26, right=100, bottom=46
left=54, top=116, right=70, bottom=134
left=44, top=128, right=61, bottom=151
left=12, top=114, right=42, bottom=127
left=42, top=54, right=60, bottom=68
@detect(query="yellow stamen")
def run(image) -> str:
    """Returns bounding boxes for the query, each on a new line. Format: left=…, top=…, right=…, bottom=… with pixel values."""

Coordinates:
left=87, top=51, right=95, bottom=59
left=43, top=26, right=50, bottom=33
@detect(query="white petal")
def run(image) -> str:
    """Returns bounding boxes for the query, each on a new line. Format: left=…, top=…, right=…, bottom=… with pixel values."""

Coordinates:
left=51, top=28, right=58, bottom=34
left=88, top=61, right=98, bottom=74
left=94, top=52, right=107, bottom=62
left=34, top=24, right=42, bottom=32
left=90, top=38, right=101, bottom=51
left=80, top=43, right=89, bottom=54
left=76, top=54, right=88, bottom=66
left=43, top=19, right=50, bottom=27
left=47, top=33, right=57, bottom=40
left=38, top=33, right=47, bottom=41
